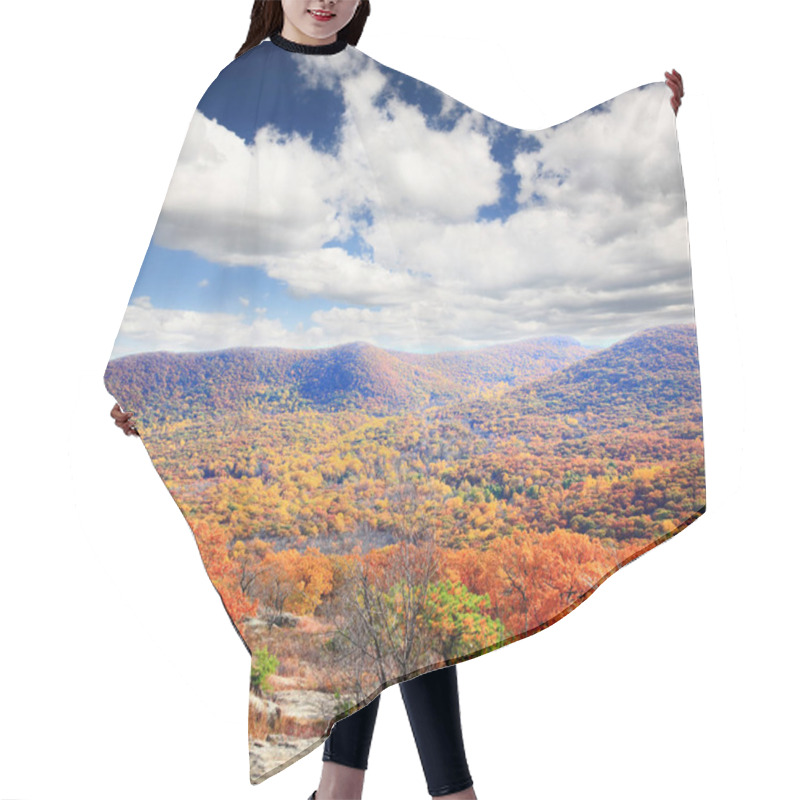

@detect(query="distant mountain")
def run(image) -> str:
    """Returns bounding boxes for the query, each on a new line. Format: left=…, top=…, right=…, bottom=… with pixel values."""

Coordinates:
left=103, top=335, right=593, bottom=425
left=436, top=324, right=702, bottom=442
left=393, top=336, right=592, bottom=390
left=528, top=323, right=701, bottom=411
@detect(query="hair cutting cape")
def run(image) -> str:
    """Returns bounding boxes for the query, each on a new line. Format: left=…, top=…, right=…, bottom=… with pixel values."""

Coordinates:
left=104, top=32, right=706, bottom=785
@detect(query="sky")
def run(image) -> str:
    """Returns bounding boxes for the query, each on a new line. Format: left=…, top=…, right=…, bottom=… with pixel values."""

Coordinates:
left=108, top=39, right=694, bottom=361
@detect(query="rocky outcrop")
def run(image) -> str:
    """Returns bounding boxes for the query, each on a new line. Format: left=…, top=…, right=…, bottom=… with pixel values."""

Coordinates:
left=249, top=688, right=359, bottom=783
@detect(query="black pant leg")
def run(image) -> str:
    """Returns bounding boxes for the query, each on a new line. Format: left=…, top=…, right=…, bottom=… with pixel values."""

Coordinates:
left=322, top=692, right=382, bottom=771
left=399, top=664, right=474, bottom=797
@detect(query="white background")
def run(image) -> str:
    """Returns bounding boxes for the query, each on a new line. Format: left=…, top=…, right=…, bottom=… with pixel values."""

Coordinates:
left=1, top=0, right=796, bottom=798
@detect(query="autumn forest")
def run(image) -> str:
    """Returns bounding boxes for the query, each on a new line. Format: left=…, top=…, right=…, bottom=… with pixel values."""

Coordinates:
left=104, top=322, right=705, bottom=776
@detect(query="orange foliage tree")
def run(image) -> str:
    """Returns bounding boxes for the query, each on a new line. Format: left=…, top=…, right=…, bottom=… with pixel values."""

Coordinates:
left=192, top=519, right=258, bottom=627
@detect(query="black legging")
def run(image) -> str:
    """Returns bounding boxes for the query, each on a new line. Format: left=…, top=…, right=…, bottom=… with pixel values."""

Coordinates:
left=323, top=664, right=474, bottom=797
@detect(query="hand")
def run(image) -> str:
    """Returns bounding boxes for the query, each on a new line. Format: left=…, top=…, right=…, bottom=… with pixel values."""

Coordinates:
left=665, top=68, right=684, bottom=116
left=110, top=402, right=140, bottom=437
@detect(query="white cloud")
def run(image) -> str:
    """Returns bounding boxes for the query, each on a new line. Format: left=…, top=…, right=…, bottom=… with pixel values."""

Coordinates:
left=110, top=304, right=307, bottom=359
left=122, top=59, right=690, bottom=354
left=152, top=113, right=367, bottom=265
left=264, top=246, right=426, bottom=304
left=340, top=79, right=504, bottom=222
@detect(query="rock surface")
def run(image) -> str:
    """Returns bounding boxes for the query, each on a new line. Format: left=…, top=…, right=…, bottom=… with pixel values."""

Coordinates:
left=249, top=688, right=359, bottom=783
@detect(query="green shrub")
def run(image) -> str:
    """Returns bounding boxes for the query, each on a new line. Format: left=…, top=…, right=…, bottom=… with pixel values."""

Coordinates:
left=250, top=646, right=279, bottom=694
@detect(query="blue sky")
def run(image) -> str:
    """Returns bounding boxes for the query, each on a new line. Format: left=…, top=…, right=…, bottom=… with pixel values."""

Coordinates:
left=109, top=40, right=692, bottom=360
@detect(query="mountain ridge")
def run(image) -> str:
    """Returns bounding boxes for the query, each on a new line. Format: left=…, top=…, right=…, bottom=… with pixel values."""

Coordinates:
left=103, top=325, right=698, bottom=426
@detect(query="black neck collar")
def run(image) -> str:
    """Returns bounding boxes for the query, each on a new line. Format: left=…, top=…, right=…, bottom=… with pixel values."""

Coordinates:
left=270, top=30, right=348, bottom=55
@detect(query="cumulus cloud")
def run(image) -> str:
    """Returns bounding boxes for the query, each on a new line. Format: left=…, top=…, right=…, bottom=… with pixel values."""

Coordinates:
left=152, top=114, right=366, bottom=264
left=116, top=56, right=690, bottom=356
left=112, top=299, right=318, bottom=357
left=335, top=59, right=504, bottom=223
left=263, top=247, right=427, bottom=304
